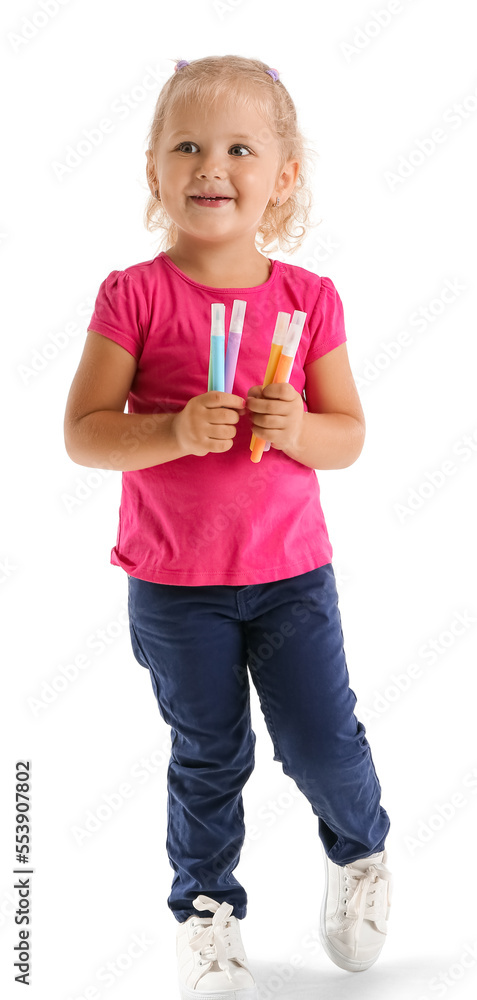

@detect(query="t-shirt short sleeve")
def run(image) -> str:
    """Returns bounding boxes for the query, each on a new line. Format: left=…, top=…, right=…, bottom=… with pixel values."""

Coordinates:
left=304, top=275, right=347, bottom=366
left=88, top=270, right=147, bottom=361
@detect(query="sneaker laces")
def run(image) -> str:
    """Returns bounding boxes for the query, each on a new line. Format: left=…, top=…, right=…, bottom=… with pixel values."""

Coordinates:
left=188, top=895, right=241, bottom=982
left=341, top=861, right=392, bottom=958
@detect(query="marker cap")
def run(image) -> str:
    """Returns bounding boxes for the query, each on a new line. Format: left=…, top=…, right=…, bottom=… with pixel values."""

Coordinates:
left=273, top=311, right=291, bottom=346
left=229, top=299, right=247, bottom=334
left=283, top=310, right=307, bottom=358
left=211, top=303, right=225, bottom=337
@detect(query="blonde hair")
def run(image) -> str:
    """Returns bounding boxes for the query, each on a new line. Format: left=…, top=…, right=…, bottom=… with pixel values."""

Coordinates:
left=143, top=54, right=320, bottom=256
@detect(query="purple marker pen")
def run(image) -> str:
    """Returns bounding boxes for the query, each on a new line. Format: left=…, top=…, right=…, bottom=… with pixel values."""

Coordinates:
left=224, top=300, right=247, bottom=394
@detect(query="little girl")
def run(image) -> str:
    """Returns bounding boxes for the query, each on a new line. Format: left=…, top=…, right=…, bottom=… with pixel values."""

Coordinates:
left=64, top=54, right=392, bottom=999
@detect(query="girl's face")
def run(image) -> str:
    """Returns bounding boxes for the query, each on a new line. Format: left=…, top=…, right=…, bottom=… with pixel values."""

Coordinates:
left=149, top=97, right=298, bottom=246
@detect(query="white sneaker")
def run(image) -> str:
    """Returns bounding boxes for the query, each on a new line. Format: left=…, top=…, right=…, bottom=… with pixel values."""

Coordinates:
left=176, top=894, right=258, bottom=998
left=320, top=848, right=392, bottom=972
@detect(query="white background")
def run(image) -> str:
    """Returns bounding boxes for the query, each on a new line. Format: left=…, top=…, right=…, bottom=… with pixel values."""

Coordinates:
left=2, top=1, right=477, bottom=998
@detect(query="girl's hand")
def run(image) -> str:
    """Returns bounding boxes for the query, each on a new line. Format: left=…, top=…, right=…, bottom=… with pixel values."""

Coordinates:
left=172, top=391, right=247, bottom=457
left=246, top=383, right=305, bottom=454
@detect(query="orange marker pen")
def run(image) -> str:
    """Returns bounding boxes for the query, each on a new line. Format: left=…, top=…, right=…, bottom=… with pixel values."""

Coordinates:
left=250, top=311, right=291, bottom=451
left=250, top=310, right=307, bottom=464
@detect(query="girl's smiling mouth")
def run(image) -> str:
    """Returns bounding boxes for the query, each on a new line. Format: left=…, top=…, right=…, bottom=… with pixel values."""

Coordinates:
left=189, top=196, right=233, bottom=206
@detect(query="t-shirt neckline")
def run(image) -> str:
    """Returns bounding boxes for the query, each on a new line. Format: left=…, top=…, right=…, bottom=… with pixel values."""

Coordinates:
left=158, top=251, right=278, bottom=293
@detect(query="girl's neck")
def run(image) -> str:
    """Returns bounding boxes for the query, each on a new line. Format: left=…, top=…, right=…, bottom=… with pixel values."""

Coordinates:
left=164, top=244, right=272, bottom=289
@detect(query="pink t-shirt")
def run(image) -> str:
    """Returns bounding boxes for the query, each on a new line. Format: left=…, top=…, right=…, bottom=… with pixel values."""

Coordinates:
left=88, top=252, right=347, bottom=585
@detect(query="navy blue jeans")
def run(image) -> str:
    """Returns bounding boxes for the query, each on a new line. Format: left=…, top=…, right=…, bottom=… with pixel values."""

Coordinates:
left=127, top=563, right=390, bottom=923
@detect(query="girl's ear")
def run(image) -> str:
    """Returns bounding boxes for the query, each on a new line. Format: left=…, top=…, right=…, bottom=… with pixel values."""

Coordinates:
left=276, top=158, right=301, bottom=204
left=145, top=149, right=156, bottom=193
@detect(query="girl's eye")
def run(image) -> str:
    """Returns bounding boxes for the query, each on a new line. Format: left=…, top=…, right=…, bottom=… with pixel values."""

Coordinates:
left=175, top=142, right=250, bottom=156
left=229, top=145, right=250, bottom=156
left=176, top=142, right=198, bottom=153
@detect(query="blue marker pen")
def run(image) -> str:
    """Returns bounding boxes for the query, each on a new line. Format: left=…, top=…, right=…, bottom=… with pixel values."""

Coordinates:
left=210, top=303, right=225, bottom=392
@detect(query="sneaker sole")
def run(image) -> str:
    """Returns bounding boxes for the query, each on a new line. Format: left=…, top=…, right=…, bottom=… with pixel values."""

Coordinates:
left=319, top=849, right=383, bottom=973
left=179, top=986, right=259, bottom=1000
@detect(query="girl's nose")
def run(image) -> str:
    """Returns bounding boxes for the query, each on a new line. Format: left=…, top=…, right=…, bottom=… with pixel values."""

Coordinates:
left=197, top=171, right=227, bottom=181
left=198, top=165, right=227, bottom=177
left=196, top=150, right=229, bottom=177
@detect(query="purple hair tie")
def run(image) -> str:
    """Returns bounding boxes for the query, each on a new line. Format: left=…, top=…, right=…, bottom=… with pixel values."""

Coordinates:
left=175, top=60, right=190, bottom=71
left=266, top=67, right=279, bottom=81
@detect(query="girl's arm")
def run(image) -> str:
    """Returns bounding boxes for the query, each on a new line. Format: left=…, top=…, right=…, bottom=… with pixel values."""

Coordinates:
left=284, top=344, right=366, bottom=470
left=64, top=332, right=186, bottom=471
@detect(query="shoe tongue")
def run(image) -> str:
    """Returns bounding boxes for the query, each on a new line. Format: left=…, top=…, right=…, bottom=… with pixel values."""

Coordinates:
left=349, top=851, right=384, bottom=871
